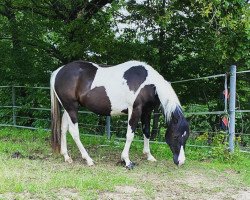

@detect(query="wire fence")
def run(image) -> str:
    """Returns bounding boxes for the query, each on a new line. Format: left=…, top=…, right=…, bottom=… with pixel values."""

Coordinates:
left=0, top=66, right=249, bottom=152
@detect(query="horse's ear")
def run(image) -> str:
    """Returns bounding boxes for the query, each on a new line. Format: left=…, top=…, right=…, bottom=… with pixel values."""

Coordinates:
left=171, top=112, right=179, bottom=124
left=172, top=106, right=182, bottom=124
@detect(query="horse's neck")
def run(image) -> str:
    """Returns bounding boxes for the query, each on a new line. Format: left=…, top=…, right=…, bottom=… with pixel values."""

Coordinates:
left=154, top=78, right=180, bottom=122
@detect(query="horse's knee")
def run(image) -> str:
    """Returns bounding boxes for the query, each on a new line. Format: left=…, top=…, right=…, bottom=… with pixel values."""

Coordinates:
left=126, top=131, right=134, bottom=141
left=143, top=130, right=150, bottom=139
left=126, top=125, right=134, bottom=140
left=67, top=125, right=80, bottom=143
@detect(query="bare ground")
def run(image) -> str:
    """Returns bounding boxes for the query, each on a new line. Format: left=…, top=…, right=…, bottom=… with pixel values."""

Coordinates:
left=0, top=146, right=249, bottom=200
left=0, top=160, right=249, bottom=200
left=98, top=169, right=250, bottom=200
left=97, top=156, right=250, bottom=200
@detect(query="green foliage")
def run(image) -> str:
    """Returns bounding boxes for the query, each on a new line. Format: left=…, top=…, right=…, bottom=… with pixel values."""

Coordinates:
left=0, top=0, right=249, bottom=150
left=192, top=131, right=244, bottom=163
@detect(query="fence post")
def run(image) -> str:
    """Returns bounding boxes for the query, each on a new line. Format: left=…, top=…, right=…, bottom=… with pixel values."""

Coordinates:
left=224, top=74, right=228, bottom=113
left=229, top=65, right=236, bottom=152
left=12, top=86, right=16, bottom=126
left=106, top=116, right=111, bottom=139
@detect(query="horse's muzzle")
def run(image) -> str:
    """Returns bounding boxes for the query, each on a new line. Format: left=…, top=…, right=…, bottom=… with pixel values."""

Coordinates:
left=173, top=154, right=185, bottom=166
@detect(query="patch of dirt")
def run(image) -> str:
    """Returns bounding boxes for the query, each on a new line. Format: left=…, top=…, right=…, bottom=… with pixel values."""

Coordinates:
left=175, top=172, right=224, bottom=189
left=98, top=166, right=250, bottom=200
left=232, top=189, right=250, bottom=200
left=0, top=188, right=81, bottom=200
left=99, top=186, right=145, bottom=200
left=151, top=171, right=250, bottom=200
left=56, top=188, right=81, bottom=200
left=0, top=191, right=36, bottom=200
left=10, top=150, right=51, bottom=161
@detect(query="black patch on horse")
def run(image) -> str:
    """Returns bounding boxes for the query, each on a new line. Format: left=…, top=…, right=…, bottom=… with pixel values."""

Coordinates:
left=82, top=86, right=112, bottom=116
left=132, top=84, right=159, bottom=138
left=55, top=61, right=99, bottom=123
left=123, top=66, right=148, bottom=92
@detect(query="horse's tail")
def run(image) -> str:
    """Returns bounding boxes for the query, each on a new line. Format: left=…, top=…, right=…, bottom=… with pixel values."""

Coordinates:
left=50, top=68, right=62, bottom=153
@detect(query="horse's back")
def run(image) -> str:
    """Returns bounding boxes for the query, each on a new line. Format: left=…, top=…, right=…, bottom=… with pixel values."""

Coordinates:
left=53, top=60, right=160, bottom=116
left=90, top=61, right=157, bottom=115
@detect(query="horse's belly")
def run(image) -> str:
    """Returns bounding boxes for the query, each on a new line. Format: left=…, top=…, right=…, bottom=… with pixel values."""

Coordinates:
left=110, top=109, right=127, bottom=116
left=107, top=88, right=135, bottom=115
left=82, top=85, right=132, bottom=116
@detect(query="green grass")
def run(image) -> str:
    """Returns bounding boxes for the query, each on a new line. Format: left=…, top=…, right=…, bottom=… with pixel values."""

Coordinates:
left=0, top=127, right=250, bottom=199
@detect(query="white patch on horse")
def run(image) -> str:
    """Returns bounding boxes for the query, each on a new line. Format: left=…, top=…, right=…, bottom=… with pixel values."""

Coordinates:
left=182, top=131, right=187, bottom=137
left=178, top=145, right=185, bottom=166
left=90, top=61, right=180, bottom=117
left=91, top=61, right=142, bottom=115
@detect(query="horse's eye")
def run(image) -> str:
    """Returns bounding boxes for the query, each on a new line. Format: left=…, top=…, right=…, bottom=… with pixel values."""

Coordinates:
left=173, top=135, right=179, bottom=140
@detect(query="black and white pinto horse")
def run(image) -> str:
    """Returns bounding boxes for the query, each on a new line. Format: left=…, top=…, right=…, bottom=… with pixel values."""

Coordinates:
left=50, top=60, right=189, bottom=169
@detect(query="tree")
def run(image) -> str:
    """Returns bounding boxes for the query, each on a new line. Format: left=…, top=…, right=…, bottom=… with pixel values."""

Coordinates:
left=0, top=0, right=117, bottom=84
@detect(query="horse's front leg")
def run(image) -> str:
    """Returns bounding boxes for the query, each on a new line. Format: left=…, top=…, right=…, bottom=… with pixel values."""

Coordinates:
left=141, top=110, right=157, bottom=162
left=121, top=107, right=141, bottom=169
left=143, top=135, right=157, bottom=162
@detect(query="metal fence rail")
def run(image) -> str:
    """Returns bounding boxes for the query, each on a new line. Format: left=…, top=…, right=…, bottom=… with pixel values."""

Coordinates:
left=0, top=66, right=249, bottom=152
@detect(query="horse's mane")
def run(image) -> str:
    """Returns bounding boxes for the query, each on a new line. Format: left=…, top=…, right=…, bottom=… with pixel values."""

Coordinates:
left=154, top=79, right=181, bottom=122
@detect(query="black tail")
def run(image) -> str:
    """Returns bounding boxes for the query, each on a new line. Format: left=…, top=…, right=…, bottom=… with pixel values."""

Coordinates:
left=50, top=71, right=61, bottom=153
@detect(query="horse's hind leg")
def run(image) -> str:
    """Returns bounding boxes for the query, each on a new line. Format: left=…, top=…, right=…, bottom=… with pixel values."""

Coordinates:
left=61, top=111, right=73, bottom=163
left=66, top=109, right=94, bottom=166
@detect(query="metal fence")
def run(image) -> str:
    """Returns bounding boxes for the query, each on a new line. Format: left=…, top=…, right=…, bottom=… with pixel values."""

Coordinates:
left=0, top=66, right=249, bottom=152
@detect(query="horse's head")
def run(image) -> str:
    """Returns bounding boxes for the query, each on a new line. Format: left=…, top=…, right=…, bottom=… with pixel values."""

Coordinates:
left=165, top=107, right=189, bottom=166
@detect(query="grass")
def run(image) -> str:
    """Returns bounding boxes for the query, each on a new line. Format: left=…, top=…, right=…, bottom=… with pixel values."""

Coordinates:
left=0, top=127, right=250, bottom=199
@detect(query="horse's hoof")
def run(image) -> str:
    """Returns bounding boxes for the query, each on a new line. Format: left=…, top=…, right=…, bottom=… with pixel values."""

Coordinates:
left=87, top=160, right=94, bottom=166
left=117, top=160, right=126, bottom=166
left=143, top=153, right=157, bottom=162
left=65, top=158, right=73, bottom=164
left=126, top=162, right=135, bottom=170
left=147, top=156, right=157, bottom=162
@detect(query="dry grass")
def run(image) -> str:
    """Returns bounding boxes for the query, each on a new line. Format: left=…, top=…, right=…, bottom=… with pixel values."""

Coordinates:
left=0, top=128, right=250, bottom=200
